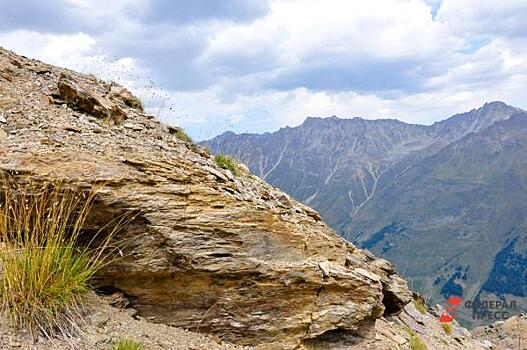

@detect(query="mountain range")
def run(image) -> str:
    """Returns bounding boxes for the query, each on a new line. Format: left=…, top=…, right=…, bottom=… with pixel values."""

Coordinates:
left=202, top=101, right=527, bottom=326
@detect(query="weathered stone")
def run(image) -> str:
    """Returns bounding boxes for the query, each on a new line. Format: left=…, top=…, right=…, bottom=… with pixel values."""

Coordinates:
left=0, top=97, right=19, bottom=109
left=123, top=308, right=138, bottom=318
left=298, top=203, right=322, bottom=221
left=88, top=311, right=110, bottom=328
left=26, top=63, right=51, bottom=75
left=472, top=314, right=527, bottom=350
left=57, top=74, right=126, bottom=123
left=381, top=274, right=413, bottom=314
left=238, top=163, right=250, bottom=175
left=0, top=46, right=414, bottom=350
left=0, top=56, right=17, bottom=81
left=64, top=126, right=81, bottom=133
left=123, top=122, right=144, bottom=131
left=190, top=144, right=210, bottom=158
left=110, top=84, right=144, bottom=111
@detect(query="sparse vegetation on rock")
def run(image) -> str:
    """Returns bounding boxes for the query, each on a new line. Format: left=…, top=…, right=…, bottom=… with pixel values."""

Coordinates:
left=404, top=326, right=428, bottom=350
left=168, top=126, right=193, bottom=143
left=109, top=84, right=144, bottom=112
left=121, top=94, right=143, bottom=111
left=414, top=298, right=427, bottom=315
left=441, top=323, right=453, bottom=335
left=214, top=154, right=240, bottom=176
left=111, top=339, right=143, bottom=350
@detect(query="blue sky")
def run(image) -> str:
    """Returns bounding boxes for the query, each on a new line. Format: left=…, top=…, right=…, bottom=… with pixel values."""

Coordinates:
left=1, top=0, right=527, bottom=140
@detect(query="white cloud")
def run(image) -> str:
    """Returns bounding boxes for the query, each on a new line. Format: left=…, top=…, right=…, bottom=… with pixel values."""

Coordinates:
left=1, top=0, right=527, bottom=140
left=200, top=0, right=461, bottom=83
left=437, top=0, right=527, bottom=38
left=0, top=29, right=149, bottom=95
left=0, top=31, right=95, bottom=67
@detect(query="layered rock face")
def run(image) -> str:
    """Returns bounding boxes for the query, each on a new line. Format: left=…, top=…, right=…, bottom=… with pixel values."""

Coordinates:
left=202, top=102, right=527, bottom=328
left=0, top=48, right=413, bottom=349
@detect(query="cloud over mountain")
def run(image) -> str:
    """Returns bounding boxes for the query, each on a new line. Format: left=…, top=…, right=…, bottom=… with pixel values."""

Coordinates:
left=2, top=0, right=527, bottom=139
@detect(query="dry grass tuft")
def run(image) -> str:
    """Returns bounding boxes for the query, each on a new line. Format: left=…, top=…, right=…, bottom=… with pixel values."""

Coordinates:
left=403, top=326, right=428, bottom=350
left=169, top=126, right=193, bottom=143
left=123, top=96, right=144, bottom=111
left=0, top=177, right=121, bottom=339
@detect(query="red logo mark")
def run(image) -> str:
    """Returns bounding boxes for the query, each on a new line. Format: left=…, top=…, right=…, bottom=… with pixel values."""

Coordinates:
left=439, top=296, right=462, bottom=323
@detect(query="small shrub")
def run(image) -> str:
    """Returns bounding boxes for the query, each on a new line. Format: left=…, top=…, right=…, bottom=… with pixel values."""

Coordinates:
left=112, top=339, right=143, bottom=350
left=214, top=154, right=239, bottom=176
left=441, top=323, right=453, bottom=335
left=414, top=298, right=427, bottom=315
left=403, top=326, right=428, bottom=350
left=0, top=179, right=119, bottom=338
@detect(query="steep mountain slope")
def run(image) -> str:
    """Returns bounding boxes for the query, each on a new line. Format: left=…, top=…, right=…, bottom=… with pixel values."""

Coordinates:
left=206, top=117, right=431, bottom=233
left=352, top=114, right=527, bottom=326
left=202, top=102, right=527, bottom=326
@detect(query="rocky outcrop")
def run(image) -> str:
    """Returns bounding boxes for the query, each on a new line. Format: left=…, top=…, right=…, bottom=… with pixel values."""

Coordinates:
left=202, top=101, right=527, bottom=329
left=57, top=74, right=127, bottom=123
left=0, top=47, right=413, bottom=349
left=301, top=299, right=496, bottom=349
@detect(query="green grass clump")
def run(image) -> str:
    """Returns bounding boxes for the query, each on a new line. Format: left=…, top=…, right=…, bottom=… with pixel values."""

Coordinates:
left=441, top=322, right=453, bottom=335
left=170, top=127, right=193, bottom=143
left=414, top=298, right=427, bottom=315
left=403, top=326, right=428, bottom=350
left=214, top=154, right=239, bottom=176
left=0, top=178, right=118, bottom=338
left=111, top=339, right=143, bottom=350
left=409, top=335, right=427, bottom=350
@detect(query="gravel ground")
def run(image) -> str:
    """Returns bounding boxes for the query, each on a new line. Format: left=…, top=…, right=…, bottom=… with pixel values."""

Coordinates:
left=0, top=294, right=251, bottom=350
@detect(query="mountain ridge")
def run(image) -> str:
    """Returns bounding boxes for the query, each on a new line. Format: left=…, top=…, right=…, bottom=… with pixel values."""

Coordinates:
left=203, top=101, right=524, bottom=234
left=213, top=101, right=522, bottom=139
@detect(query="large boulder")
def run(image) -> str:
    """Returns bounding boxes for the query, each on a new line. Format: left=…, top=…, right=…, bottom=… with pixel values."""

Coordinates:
left=0, top=47, right=412, bottom=349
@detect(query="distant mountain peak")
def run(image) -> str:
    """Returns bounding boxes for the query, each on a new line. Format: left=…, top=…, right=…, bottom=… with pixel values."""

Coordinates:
left=303, top=115, right=341, bottom=124
left=477, top=100, right=524, bottom=115
left=482, top=100, right=513, bottom=108
left=300, top=102, right=523, bottom=132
